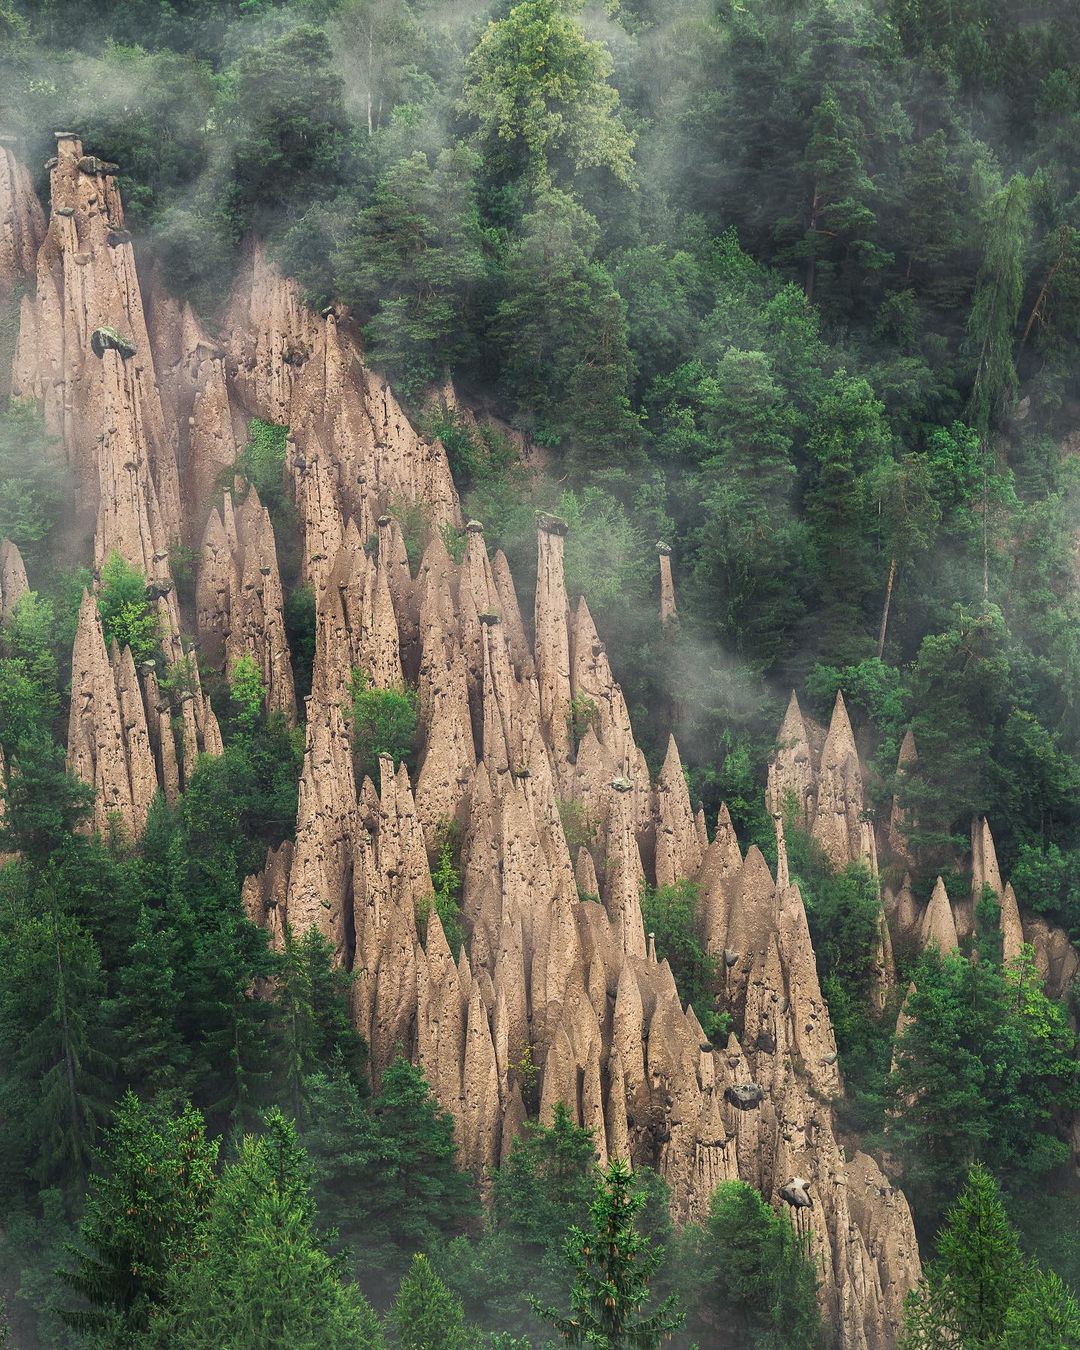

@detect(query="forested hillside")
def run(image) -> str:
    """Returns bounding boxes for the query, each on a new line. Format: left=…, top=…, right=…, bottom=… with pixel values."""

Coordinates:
left=1, top=0, right=1079, bottom=1345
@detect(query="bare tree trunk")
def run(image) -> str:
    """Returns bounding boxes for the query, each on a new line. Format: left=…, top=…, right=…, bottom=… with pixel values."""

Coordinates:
left=982, top=469, right=990, bottom=604
left=805, top=189, right=820, bottom=302
left=877, top=556, right=897, bottom=658
left=1018, top=232, right=1067, bottom=354
left=366, top=19, right=374, bottom=135
left=54, top=925, right=82, bottom=1154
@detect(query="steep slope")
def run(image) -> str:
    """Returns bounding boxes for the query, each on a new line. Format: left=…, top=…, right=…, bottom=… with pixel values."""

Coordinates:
left=3, top=135, right=922, bottom=1348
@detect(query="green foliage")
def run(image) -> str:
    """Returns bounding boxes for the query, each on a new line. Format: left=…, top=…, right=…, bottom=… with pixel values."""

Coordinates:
left=0, top=590, right=59, bottom=752
left=422, top=410, right=519, bottom=494
left=348, top=669, right=418, bottom=784
left=0, top=730, right=93, bottom=864
left=964, top=175, right=1031, bottom=431
left=303, top=1057, right=477, bottom=1273
left=639, top=880, right=727, bottom=1042
left=494, top=1105, right=600, bottom=1259
left=1000, top=1266, right=1080, bottom=1348
left=60, top=1093, right=218, bottom=1338
left=390, top=1253, right=481, bottom=1350
left=233, top=420, right=288, bottom=517
left=464, top=0, right=635, bottom=188
left=228, top=652, right=265, bottom=738
left=418, top=833, right=465, bottom=956
left=334, top=147, right=490, bottom=395
left=490, top=189, right=639, bottom=461
left=271, top=925, right=367, bottom=1122
left=784, top=827, right=884, bottom=1045
left=889, top=947, right=1079, bottom=1219
left=532, top=1155, right=684, bottom=1347
left=558, top=799, right=597, bottom=861
left=147, top=1110, right=383, bottom=1348
left=900, top=1165, right=1042, bottom=1349
left=96, top=552, right=158, bottom=664
left=0, top=402, right=65, bottom=566
left=217, top=25, right=348, bottom=234
left=1011, top=841, right=1080, bottom=943
left=0, top=908, right=113, bottom=1194
left=566, top=691, right=599, bottom=752
left=284, top=583, right=317, bottom=703
left=681, top=1180, right=824, bottom=1348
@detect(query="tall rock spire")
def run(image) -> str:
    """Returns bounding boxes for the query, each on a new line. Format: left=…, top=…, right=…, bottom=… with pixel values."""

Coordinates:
left=534, top=513, right=573, bottom=775
left=657, top=541, right=678, bottom=625
left=197, top=490, right=296, bottom=723
left=66, top=591, right=157, bottom=838
left=0, top=538, right=28, bottom=622
left=0, top=135, right=45, bottom=293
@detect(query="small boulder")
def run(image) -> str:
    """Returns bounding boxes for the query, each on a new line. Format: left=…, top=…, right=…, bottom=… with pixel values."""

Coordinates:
left=90, top=327, right=137, bottom=360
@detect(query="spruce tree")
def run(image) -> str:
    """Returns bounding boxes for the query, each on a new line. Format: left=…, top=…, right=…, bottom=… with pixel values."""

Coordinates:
left=60, top=1093, right=217, bottom=1338
left=690, top=1179, right=824, bottom=1348
left=900, top=1164, right=1024, bottom=1348
left=148, top=1110, right=383, bottom=1348
left=533, top=1156, right=684, bottom=1347
left=964, top=174, right=1031, bottom=431
left=113, top=907, right=189, bottom=1096
left=390, top=1253, right=482, bottom=1350
left=0, top=911, right=113, bottom=1192
left=1000, top=1266, right=1080, bottom=1348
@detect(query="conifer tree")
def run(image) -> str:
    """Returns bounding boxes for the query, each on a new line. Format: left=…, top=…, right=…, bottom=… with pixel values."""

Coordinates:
left=60, top=1093, right=217, bottom=1338
left=900, top=1164, right=1024, bottom=1347
left=113, top=907, right=189, bottom=1096
left=533, top=1156, right=684, bottom=1347
left=1000, top=1266, right=1080, bottom=1348
left=271, top=925, right=365, bottom=1122
left=390, top=1253, right=482, bottom=1350
left=303, top=1057, right=475, bottom=1264
left=148, top=1110, right=383, bottom=1348
left=686, top=1179, right=824, bottom=1347
left=0, top=911, right=113, bottom=1192
left=965, top=174, right=1031, bottom=431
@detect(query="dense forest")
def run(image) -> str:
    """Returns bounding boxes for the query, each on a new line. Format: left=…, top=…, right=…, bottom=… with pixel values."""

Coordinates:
left=1, top=0, right=1080, bottom=1345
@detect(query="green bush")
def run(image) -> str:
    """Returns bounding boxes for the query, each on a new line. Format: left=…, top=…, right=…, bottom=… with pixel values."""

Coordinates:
left=347, top=669, right=418, bottom=784
left=97, top=553, right=158, bottom=663
left=418, top=832, right=465, bottom=955
left=0, top=401, right=65, bottom=568
left=640, top=880, right=728, bottom=1042
left=232, top=420, right=288, bottom=515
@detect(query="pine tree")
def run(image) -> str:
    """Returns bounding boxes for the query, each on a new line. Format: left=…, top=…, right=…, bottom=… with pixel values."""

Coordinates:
left=964, top=174, right=1031, bottom=431
left=689, top=1179, right=824, bottom=1348
left=147, top=1110, right=383, bottom=1348
left=271, top=925, right=365, bottom=1123
left=799, top=85, right=888, bottom=303
left=113, top=907, right=189, bottom=1096
left=900, top=1164, right=1024, bottom=1348
left=303, top=1057, right=475, bottom=1265
left=493, top=1103, right=601, bottom=1255
left=60, top=1093, right=217, bottom=1337
left=533, top=1156, right=684, bottom=1347
left=0, top=911, right=114, bottom=1192
left=390, top=1253, right=482, bottom=1350
left=1000, top=1266, right=1080, bottom=1348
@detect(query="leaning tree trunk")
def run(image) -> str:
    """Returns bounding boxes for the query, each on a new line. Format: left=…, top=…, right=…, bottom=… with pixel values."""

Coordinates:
left=877, top=556, right=897, bottom=659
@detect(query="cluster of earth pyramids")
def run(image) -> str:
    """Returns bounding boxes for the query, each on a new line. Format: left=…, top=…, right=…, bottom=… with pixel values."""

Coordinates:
left=3, top=130, right=1077, bottom=1348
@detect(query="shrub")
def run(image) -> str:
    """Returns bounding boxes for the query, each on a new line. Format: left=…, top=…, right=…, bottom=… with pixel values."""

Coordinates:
left=232, top=419, right=288, bottom=515
left=640, top=880, right=728, bottom=1042
left=97, top=553, right=158, bottom=663
left=347, top=669, right=418, bottom=783
left=417, top=832, right=465, bottom=955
